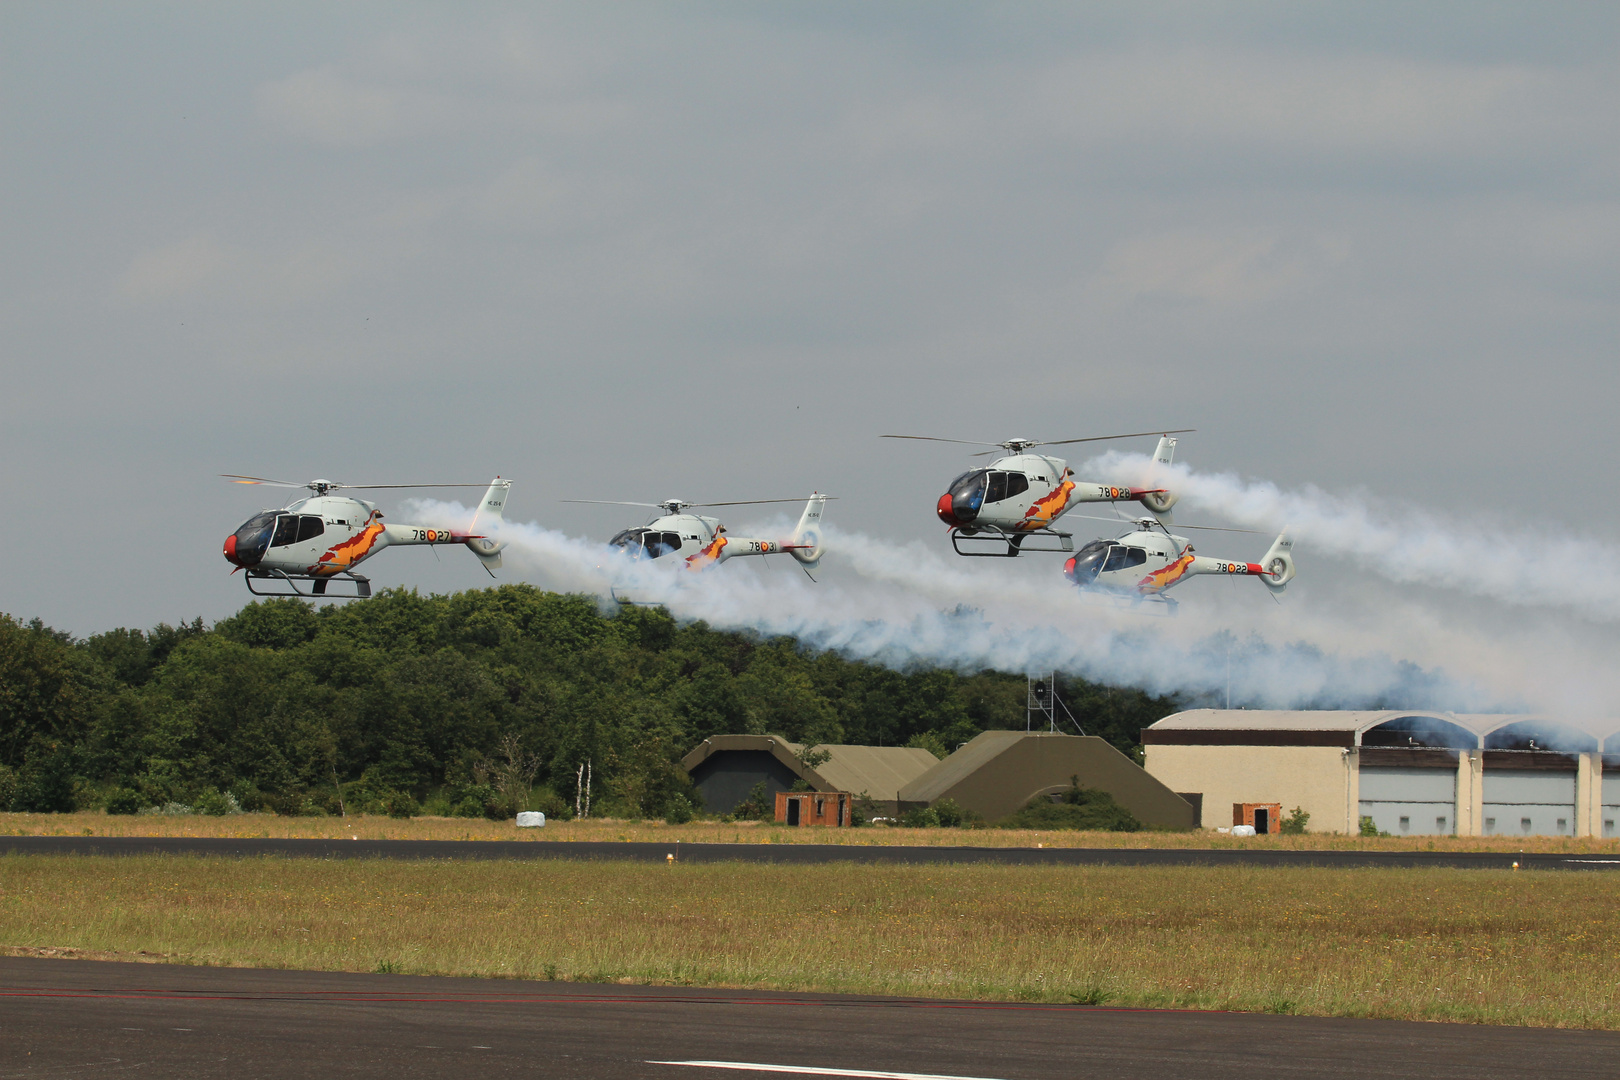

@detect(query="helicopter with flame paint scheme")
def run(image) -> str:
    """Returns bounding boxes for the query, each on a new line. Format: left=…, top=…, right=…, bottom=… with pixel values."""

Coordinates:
left=564, top=494, right=829, bottom=600
left=1062, top=516, right=1295, bottom=612
left=882, top=430, right=1191, bottom=557
left=221, top=475, right=512, bottom=598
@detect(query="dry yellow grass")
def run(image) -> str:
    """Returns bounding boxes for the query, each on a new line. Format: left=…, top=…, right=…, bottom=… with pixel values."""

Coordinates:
left=4, top=811, right=1619, bottom=854
left=1, top=854, right=1616, bottom=1029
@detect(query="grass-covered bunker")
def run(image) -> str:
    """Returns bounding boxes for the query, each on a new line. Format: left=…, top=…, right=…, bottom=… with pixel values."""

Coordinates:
left=685, top=731, right=1197, bottom=828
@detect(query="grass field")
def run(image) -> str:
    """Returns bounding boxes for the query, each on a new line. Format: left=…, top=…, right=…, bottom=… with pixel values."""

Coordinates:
left=3, top=811, right=1619, bottom=854
left=1, top=854, right=1617, bottom=1029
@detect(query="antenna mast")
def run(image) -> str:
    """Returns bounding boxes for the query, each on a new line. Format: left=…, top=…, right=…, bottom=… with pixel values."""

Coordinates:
left=1027, top=673, right=1084, bottom=735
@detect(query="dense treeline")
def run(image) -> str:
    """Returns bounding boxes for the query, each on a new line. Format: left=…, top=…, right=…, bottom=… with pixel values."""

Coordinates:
left=0, top=586, right=1179, bottom=818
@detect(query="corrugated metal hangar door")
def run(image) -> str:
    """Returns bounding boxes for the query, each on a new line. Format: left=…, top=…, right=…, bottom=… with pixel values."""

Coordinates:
left=1605, top=765, right=1620, bottom=838
left=1484, top=769, right=1575, bottom=836
left=1358, top=766, right=1455, bottom=836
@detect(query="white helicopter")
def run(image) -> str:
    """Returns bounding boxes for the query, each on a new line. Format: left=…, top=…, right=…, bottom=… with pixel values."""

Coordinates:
left=221, top=475, right=512, bottom=598
left=1062, top=516, right=1295, bottom=611
left=882, top=429, right=1192, bottom=556
left=564, top=494, right=829, bottom=585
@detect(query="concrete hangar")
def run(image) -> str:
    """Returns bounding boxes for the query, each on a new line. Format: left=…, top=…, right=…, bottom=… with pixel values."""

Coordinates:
left=1144, top=709, right=1620, bottom=837
left=683, top=731, right=1196, bottom=827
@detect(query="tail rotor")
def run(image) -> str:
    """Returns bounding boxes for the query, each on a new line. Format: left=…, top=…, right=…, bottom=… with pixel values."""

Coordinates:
left=1260, top=529, right=1295, bottom=595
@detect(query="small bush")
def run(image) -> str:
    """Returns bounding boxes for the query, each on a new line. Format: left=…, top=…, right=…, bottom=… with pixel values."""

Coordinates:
left=1359, top=815, right=1380, bottom=837
left=998, top=783, right=1141, bottom=832
left=11, top=744, right=78, bottom=813
left=193, top=788, right=240, bottom=816
left=381, top=790, right=420, bottom=819
left=229, top=780, right=265, bottom=813
left=905, top=732, right=950, bottom=760
left=141, top=801, right=194, bottom=816
left=731, top=781, right=775, bottom=822
left=898, top=806, right=939, bottom=828
left=263, top=792, right=319, bottom=817
left=105, top=788, right=145, bottom=815
left=664, top=795, right=694, bottom=825
left=447, top=782, right=508, bottom=820
left=1280, top=807, right=1310, bottom=835
left=530, top=786, right=572, bottom=820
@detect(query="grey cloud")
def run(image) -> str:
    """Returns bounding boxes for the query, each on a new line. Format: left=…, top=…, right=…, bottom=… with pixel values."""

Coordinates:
left=2, top=4, right=1618, bottom=719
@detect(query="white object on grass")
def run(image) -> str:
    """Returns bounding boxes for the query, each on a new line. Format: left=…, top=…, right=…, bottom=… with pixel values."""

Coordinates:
left=516, top=811, right=546, bottom=828
left=1230, top=824, right=1256, bottom=837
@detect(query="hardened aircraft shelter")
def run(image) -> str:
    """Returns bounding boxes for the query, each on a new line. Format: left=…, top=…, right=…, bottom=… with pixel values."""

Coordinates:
left=1143, top=710, right=1620, bottom=836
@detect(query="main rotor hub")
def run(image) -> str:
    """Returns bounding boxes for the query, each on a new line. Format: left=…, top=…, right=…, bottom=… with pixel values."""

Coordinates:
left=1000, top=439, right=1036, bottom=455
left=309, top=479, right=335, bottom=496
left=660, top=499, right=690, bottom=515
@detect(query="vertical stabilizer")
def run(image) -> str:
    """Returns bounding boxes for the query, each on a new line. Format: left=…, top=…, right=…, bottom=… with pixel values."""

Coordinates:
left=1138, top=436, right=1179, bottom=522
left=789, top=494, right=828, bottom=577
left=1260, top=529, right=1295, bottom=595
left=465, top=478, right=512, bottom=572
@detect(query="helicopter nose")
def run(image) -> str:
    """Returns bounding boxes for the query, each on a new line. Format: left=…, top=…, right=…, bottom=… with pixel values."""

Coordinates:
left=1062, top=555, right=1077, bottom=584
left=936, top=493, right=961, bottom=527
left=223, top=534, right=240, bottom=566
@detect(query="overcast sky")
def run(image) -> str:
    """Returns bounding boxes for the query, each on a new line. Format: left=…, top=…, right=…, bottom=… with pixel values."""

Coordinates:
left=3, top=4, right=1618, bottom=709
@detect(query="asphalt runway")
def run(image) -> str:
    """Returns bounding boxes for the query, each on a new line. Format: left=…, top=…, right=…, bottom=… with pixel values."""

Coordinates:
left=0, top=834, right=1616, bottom=870
left=1, top=957, right=1614, bottom=1079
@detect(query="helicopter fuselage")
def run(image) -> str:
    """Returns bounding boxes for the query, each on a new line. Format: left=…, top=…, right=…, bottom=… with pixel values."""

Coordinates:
left=935, top=452, right=1153, bottom=536
left=1063, top=525, right=1293, bottom=597
left=223, top=495, right=478, bottom=577
left=610, top=512, right=792, bottom=570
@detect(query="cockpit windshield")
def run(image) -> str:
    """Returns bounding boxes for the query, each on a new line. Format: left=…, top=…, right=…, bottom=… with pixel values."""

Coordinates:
left=1068, top=540, right=1109, bottom=583
left=948, top=469, right=988, bottom=512
left=610, top=528, right=684, bottom=560
left=229, top=512, right=277, bottom=568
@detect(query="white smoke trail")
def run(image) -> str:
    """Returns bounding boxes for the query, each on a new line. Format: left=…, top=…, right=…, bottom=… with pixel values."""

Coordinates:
left=1088, top=449, right=1620, bottom=623
left=406, top=497, right=1490, bottom=712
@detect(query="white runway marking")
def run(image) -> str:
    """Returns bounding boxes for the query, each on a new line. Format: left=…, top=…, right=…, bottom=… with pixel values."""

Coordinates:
left=648, top=1061, right=1014, bottom=1080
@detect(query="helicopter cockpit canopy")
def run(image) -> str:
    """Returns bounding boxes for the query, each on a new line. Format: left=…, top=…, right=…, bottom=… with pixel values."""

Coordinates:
left=1065, top=539, right=1148, bottom=584
left=224, top=511, right=332, bottom=569
left=943, top=468, right=1031, bottom=525
left=610, top=528, right=684, bottom=560
left=225, top=512, right=278, bottom=568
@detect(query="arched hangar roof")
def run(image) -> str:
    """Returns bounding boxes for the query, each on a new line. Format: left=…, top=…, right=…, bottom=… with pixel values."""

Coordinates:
left=1144, top=710, right=1606, bottom=752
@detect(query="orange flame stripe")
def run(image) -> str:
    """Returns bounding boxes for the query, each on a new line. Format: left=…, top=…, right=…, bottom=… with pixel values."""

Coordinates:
left=685, top=534, right=728, bottom=571
left=1138, top=552, right=1194, bottom=593
left=1019, top=480, right=1074, bottom=531
left=315, top=521, right=385, bottom=576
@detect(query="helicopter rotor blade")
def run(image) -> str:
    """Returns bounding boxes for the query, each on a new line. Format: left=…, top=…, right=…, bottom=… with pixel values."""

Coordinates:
left=880, top=435, right=1009, bottom=447
left=329, top=483, right=492, bottom=490
left=563, top=497, right=838, bottom=509
left=689, top=497, right=838, bottom=508
left=225, top=475, right=493, bottom=491
left=221, top=474, right=303, bottom=487
left=1065, top=513, right=1265, bottom=534
left=1033, top=428, right=1197, bottom=448
left=560, top=499, right=668, bottom=508
left=958, top=429, right=1195, bottom=456
left=1174, top=523, right=1267, bottom=534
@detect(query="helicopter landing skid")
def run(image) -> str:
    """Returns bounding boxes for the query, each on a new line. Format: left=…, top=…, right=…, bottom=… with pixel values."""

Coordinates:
left=950, top=528, right=1074, bottom=557
left=245, top=569, right=372, bottom=599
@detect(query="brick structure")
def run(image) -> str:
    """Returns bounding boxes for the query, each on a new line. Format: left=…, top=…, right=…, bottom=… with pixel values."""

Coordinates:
left=1233, top=801, right=1284, bottom=834
left=775, top=790, right=852, bottom=827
